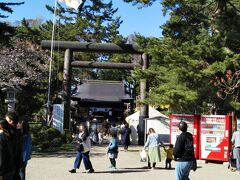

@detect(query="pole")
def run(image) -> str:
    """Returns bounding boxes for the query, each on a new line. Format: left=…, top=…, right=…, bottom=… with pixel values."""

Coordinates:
left=63, top=49, right=73, bottom=129
left=138, top=53, right=149, bottom=145
left=46, top=0, right=57, bottom=123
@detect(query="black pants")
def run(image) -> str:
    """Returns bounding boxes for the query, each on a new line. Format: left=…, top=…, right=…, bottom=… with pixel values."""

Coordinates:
left=165, top=158, right=172, bottom=168
left=147, top=162, right=156, bottom=168
left=109, top=158, right=116, bottom=167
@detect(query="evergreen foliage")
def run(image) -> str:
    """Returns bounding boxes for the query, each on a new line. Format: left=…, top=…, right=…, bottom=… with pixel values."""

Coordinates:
left=125, top=0, right=240, bottom=114
left=1, top=0, right=240, bottom=116
left=0, top=1, right=24, bottom=44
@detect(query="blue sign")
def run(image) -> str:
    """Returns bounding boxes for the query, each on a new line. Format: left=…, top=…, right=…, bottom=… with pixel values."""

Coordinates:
left=52, top=104, right=64, bottom=132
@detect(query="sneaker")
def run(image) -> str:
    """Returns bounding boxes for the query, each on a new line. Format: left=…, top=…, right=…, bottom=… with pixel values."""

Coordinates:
left=88, top=169, right=95, bottom=173
left=110, top=166, right=117, bottom=170
left=69, top=169, right=76, bottom=173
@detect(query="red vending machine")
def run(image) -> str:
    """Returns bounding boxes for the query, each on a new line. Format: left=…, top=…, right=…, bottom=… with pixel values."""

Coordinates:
left=199, top=115, right=231, bottom=162
left=170, top=114, right=200, bottom=159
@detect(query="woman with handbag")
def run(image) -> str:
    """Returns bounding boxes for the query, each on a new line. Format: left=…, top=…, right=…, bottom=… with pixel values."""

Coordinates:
left=144, top=128, right=161, bottom=169
left=69, top=125, right=94, bottom=173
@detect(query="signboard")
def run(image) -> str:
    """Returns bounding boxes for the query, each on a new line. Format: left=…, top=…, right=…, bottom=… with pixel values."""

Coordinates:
left=52, top=104, right=64, bottom=132
left=200, top=115, right=231, bottom=161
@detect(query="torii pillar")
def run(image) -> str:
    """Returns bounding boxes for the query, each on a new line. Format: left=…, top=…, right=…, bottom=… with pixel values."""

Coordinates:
left=138, top=53, right=149, bottom=145
left=62, top=49, right=73, bottom=129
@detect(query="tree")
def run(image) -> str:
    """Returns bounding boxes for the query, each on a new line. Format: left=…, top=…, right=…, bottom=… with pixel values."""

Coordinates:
left=123, top=0, right=240, bottom=114
left=0, top=40, right=49, bottom=115
left=0, top=1, right=24, bottom=44
left=41, top=0, right=129, bottom=96
left=15, top=18, right=44, bottom=44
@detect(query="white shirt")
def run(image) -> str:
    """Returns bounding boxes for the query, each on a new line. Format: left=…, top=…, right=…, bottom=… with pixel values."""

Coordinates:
left=231, top=130, right=240, bottom=147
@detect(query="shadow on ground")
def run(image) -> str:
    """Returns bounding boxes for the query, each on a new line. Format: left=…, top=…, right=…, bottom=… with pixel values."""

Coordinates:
left=82, top=169, right=149, bottom=174
left=32, top=152, right=106, bottom=158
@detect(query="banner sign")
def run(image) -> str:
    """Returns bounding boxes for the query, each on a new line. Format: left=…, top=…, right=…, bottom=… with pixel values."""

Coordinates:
left=52, top=104, right=64, bottom=132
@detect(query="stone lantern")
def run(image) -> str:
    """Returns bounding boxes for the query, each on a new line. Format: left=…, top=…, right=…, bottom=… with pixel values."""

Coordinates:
left=2, top=86, right=21, bottom=111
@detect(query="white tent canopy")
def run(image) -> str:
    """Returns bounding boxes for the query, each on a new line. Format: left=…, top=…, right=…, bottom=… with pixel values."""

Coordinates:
left=126, top=106, right=168, bottom=121
left=126, top=107, right=170, bottom=144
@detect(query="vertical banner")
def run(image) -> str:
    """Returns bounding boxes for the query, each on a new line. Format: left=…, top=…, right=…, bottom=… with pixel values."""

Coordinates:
left=52, top=104, right=64, bottom=132
left=170, top=114, right=200, bottom=159
left=200, top=115, right=231, bottom=161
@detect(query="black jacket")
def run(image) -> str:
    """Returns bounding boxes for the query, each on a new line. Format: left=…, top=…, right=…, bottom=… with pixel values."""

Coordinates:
left=5, top=122, right=23, bottom=172
left=174, top=132, right=195, bottom=161
left=121, top=127, right=131, bottom=145
left=0, top=132, right=14, bottom=176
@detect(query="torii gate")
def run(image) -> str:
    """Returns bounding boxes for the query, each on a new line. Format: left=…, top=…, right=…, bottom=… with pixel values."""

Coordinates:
left=41, top=40, right=149, bottom=145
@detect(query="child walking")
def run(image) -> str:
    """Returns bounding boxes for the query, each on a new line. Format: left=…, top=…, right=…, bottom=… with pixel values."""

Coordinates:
left=107, top=131, right=119, bottom=170
left=163, top=144, right=174, bottom=169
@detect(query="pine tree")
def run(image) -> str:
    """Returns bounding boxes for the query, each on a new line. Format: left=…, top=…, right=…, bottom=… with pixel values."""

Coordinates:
left=0, top=1, right=24, bottom=44
left=42, top=0, right=127, bottom=94
left=124, top=0, right=240, bottom=114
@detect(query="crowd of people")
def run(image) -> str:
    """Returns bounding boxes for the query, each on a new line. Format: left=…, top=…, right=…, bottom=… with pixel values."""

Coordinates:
left=3, top=111, right=240, bottom=180
left=0, top=111, right=32, bottom=180
left=68, top=120, right=197, bottom=180
left=69, top=120, right=132, bottom=173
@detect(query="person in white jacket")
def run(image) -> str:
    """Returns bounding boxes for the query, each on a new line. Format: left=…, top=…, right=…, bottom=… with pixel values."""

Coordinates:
left=231, top=124, right=240, bottom=172
left=69, top=125, right=94, bottom=173
left=144, top=128, right=161, bottom=169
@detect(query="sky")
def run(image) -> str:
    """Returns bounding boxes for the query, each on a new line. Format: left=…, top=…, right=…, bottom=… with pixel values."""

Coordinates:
left=6, top=0, right=169, bottom=37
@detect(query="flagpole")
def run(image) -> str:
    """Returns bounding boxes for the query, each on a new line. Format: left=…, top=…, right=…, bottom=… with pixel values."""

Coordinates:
left=46, top=0, right=58, bottom=124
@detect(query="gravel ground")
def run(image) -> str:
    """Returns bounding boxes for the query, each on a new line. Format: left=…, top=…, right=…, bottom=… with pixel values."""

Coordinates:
left=26, top=145, right=239, bottom=180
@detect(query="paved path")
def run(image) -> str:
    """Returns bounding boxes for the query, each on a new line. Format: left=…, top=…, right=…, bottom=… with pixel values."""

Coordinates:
left=27, top=146, right=239, bottom=180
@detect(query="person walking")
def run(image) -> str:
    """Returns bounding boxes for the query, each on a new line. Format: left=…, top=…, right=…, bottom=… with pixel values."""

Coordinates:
left=5, top=111, right=23, bottom=180
left=174, top=121, right=195, bottom=180
left=19, top=119, right=32, bottom=180
left=90, top=118, right=99, bottom=144
left=69, top=125, right=94, bottom=173
left=163, top=144, right=174, bottom=169
left=144, top=128, right=161, bottom=169
left=109, top=123, right=118, bottom=137
left=0, top=120, right=14, bottom=180
left=120, top=123, right=131, bottom=151
left=107, top=131, right=119, bottom=170
left=231, top=124, right=240, bottom=172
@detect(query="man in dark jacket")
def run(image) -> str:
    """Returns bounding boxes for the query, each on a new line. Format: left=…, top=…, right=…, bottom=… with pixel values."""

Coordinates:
left=174, top=121, right=195, bottom=180
left=5, top=111, right=23, bottom=180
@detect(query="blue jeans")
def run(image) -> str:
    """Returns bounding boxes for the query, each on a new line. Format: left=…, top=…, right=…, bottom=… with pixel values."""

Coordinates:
left=234, top=147, right=240, bottom=171
left=19, top=161, right=28, bottom=180
left=74, top=151, right=93, bottom=170
left=175, top=161, right=193, bottom=180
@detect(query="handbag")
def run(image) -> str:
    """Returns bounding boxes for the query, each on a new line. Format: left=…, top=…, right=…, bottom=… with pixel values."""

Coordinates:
left=140, top=149, right=147, bottom=162
left=191, top=158, right=197, bottom=171
left=77, top=143, right=84, bottom=152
